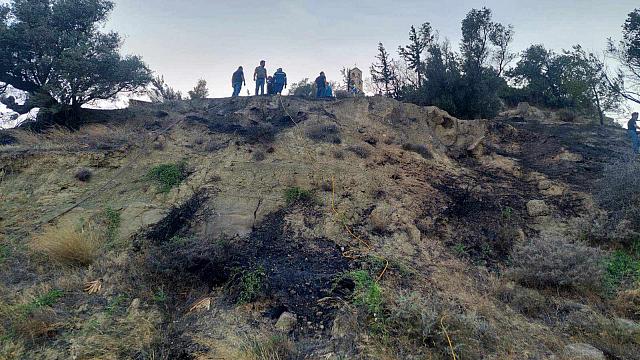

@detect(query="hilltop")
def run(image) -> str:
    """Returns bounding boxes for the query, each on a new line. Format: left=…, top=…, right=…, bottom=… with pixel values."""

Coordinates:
left=0, top=96, right=638, bottom=360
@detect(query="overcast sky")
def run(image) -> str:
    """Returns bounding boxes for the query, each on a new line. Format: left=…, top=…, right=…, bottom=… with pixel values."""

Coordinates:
left=105, top=0, right=638, bottom=100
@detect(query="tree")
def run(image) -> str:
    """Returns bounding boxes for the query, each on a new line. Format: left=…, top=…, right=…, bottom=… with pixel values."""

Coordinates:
left=490, top=24, right=516, bottom=76
left=459, top=8, right=508, bottom=118
left=188, top=79, right=209, bottom=99
left=151, top=75, right=183, bottom=102
left=288, top=78, right=316, bottom=98
left=0, top=0, right=151, bottom=120
left=398, top=23, right=434, bottom=88
left=370, top=43, right=397, bottom=97
left=607, top=8, right=640, bottom=105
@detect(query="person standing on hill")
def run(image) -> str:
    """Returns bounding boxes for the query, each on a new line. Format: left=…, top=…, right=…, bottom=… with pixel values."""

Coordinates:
left=231, top=66, right=245, bottom=97
left=273, top=68, right=287, bottom=95
left=254, top=60, right=267, bottom=96
left=628, top=112, right=640, bottom=155
left=315, top=71, right=327, bottom=98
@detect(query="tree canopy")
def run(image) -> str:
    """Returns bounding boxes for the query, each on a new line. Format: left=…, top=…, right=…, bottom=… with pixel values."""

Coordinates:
left=0, top=0, right=151, bottom=118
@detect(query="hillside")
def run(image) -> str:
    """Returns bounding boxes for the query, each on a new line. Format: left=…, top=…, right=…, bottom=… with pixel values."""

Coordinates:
left=0, top=96, right=638, bottom=360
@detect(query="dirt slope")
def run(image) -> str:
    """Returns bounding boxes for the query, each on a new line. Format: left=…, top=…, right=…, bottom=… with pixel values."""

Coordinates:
left=0, top=96, right=637, bottom=360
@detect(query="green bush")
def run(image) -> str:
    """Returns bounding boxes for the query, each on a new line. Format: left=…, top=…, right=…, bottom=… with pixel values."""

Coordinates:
left=341, top=270, right=383, bottom=317
left=284, top=187, right=314, bottom=205
left=605, top=249, right=640, bottom=292
left=146, top=162, right=188, bottom=193
left=238, top=266, right=267, bottom=304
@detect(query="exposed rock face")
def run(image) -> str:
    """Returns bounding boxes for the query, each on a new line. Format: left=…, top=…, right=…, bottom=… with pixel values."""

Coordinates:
left=562, top=343, right=605, bottom=360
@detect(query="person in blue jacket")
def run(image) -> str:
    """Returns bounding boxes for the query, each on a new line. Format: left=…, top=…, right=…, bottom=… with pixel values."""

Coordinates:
left=273, top=68, right=287, bottom=95
left=628, top=112, right=640, bottom=155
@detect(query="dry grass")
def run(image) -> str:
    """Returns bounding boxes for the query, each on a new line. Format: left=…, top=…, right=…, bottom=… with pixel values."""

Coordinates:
left=31, top=221, right=103, bottom=267
left=242, top=335, right=296, bottom=360
left=69, top=308, right=162, bottom=359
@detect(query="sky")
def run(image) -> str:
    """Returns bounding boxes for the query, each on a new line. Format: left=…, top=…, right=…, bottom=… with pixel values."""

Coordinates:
left=105, top=0, right=639, bottom=103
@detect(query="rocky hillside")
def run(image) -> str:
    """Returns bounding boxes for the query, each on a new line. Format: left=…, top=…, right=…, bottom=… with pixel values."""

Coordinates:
left=0, top=96, right=638, bottom=360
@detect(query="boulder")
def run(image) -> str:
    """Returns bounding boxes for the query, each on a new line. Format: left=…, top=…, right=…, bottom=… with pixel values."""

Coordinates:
left=562, top=343, right=605, bottom=360
left=527, top=200, right=551, bottom=217
left=275, top=312, right=297, bottom=333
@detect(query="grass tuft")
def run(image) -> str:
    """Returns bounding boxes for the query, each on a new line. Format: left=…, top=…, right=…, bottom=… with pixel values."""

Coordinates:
left=146, top=162, right=188, bottom=193
left=32, top=222, right=103, bottom=267
left=238, top=266, right=267, bottom=304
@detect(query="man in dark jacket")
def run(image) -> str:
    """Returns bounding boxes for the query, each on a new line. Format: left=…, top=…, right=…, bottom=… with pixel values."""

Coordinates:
left=273, top=68, right=287, bottom=94
left=231, top=66, right=245, bottom=97
left=315, top=72, right=327, bottom=98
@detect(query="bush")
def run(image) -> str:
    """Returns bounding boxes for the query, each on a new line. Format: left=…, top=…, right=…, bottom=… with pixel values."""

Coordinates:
left=284, top=187, right=314, bottom=205
left=402, top=143, right=432, bottom=159
left=305, top=123, right=341, bottom=144
left=510, top=235, right=605, bottom=290
left=347, top=145, right=371, bottom=159
left=605, top=249, right=640, bottom=292
left=595, top=160, right=640, bottom=238
left=103, top=207, right=121, bottom=246
left=237, top=266, right=267, bottom=304
left=74, top=168, right=92, bottom=182
left=146, top=162, right=188, bottom=193
left=32, top=222, right=103, bottom=266
left=557, top=108, right=577, bottom=122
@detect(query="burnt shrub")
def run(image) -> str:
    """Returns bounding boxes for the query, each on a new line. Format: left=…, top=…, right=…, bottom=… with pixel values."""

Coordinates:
left=510, top=235, right=605, bottom=291
left=347, top=145, right=371, bottom=159
left=305, top=123, right=341, bottom=144
left=0, top=132, right=18, bottom=146
left=75, top=168, right=92, bottom=182
left=402, top=143, right=432, bottom=159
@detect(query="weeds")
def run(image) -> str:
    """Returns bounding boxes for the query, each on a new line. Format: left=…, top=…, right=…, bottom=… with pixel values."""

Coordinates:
left=347, top=145, right=371, bottom=159
left=105, top=294, right=128, bottom=316
left=153, top=289, right=167, bottom=304
left=284, top=187, right=314, bottom=205
left=103, top=207, right=121, bottom=245
left=238, top=266, right=267, bottom=304
left=340, top=270, right=383, bottom=317
left=146, top=162, right=188, bottom=193
left=305, top=123, right=341, bottom=144
left=32, top=221, right=103, bottom=267
left=0, top=244, right=8, bottom=264
left=605, top=250, right=640, bottom=292
left=17, top=289, right=63, bottom=317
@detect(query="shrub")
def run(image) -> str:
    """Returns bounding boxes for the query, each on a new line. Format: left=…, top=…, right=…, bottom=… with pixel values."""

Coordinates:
left=237, top=266, right=267, bottom=304
left=305, top=124, right=341, bottom=144
left=17, top=289, right=64, bottom=317
left=284, top=187, right=314, bottom=205
left=402, top=143, right=432, bottom=159
left=595, top=160, right=640, bottom=237
left=604, top=249, right=640, bottom=292
left=557, top=108, right=577, bottom=122
left=32, top=222, right=103, bottom=266
left=510, top=235, right=605, bottom=290
left=74, top=168, right=92, bottom=182
left=613, top=289, right=640, bottom=320
left=347, top=145, right=371, bottom=158
left=146, top=162, right=188, bottom=193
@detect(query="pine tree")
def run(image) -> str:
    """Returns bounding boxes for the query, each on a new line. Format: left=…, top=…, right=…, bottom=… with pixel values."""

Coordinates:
left=370, top=43, right=397, bottom=97
left=398, top=23, right=434, bottom=88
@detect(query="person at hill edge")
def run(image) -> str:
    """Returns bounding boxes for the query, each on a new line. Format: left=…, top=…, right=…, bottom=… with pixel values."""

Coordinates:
left=315, top=71, right=327, bottom=98
left=273, top=68, right=287, bottom=95
left=231, top=66, right=245, bottom=97
left=628, top=112, right=640, bottom=155
left=266, top=76, right=274, bottom=95
left=254, top=60, right=267, bottom=96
